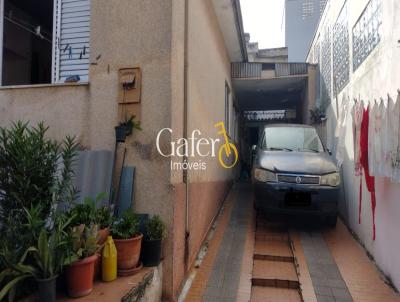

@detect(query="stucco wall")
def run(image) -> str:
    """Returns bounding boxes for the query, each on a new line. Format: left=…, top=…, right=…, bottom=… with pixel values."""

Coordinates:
left=186, top=0, right=236, bottom=268
left=168, top=0, right=237, bottom=298
left=307, top=0, right=400, bottom=290
left=0, top=0, right=175, bottom=298
left=0, top=84, right=90, bottom=141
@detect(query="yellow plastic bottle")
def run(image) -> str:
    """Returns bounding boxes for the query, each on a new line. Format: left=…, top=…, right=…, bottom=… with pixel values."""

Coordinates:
left=102, top=236, right=117, bottom=282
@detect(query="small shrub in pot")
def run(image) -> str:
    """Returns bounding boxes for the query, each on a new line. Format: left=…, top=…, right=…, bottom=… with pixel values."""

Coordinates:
left=111, top=211, right=143, bottom=275
left=0, top=208, right=76, bottom=302
left=65, top=224, right=99, bottom=298
left=67, top=192, right=111, bottom=245
left=141, top=215, right=166, bottom=267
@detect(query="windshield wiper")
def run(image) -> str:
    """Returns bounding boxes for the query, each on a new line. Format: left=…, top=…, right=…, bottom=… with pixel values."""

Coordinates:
left=298, top=148, right=319, bottom=153
left=268, top=147, right=293, bottom=152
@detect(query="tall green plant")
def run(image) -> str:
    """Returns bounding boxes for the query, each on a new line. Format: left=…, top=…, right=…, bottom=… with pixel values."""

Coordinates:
left=0, top=121, right=79, bottom=228
left=0, top=211, right=77, bottom=300
left=29, top=214, right=78, bottom=279
left=0, top=213, right=35, bottom=301
left=0, top=121, right=79, bottom=300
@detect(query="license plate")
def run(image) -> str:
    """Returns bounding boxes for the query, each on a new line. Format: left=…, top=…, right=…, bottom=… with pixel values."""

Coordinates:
left=285, top=192, right=311, bottom=207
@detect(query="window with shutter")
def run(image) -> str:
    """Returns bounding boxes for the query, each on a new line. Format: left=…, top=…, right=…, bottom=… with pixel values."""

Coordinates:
left=0, top=0, right=90, bottom=86
left=53, top=0, right=91, bottom=83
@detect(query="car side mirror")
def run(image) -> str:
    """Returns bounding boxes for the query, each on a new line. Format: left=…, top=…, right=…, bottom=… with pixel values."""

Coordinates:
left=252, top=145, right=257, bottom=152
left=327, top=148, right=332, bottom=155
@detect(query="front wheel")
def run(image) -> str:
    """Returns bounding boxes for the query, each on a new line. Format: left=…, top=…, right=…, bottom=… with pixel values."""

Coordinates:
left=325, top=215, right=337, bottom=228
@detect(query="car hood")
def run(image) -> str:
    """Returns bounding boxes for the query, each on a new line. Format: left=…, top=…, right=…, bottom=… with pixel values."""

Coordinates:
left=255, top=150, right=338, bottom=175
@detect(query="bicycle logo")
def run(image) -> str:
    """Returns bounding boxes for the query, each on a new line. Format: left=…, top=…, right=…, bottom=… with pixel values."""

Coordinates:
left=214, top=122, right=238, bottom=169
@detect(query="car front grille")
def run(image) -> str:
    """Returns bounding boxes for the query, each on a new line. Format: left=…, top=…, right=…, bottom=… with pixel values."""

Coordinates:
left=277, top=174, right=320, bottom=185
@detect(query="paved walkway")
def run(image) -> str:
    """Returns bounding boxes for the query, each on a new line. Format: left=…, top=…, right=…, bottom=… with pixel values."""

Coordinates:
left=202, top=185, right=251, bottom=301
left=300, top=231, right=353, bottom=301
left=183, top=183, right=400, bottom=302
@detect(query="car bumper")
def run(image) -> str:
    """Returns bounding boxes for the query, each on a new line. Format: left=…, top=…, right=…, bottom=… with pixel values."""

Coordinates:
left=253, top=180, right=339, bottom=216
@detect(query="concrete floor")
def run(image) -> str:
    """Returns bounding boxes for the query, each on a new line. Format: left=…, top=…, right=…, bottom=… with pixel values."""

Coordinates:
left=184, top=182, right=400, bottom=302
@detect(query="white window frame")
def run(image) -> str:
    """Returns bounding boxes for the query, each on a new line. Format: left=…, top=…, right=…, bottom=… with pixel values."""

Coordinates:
left=0, top=0, right=90, bottom=86
left=51, top=0, right=61, bottom=83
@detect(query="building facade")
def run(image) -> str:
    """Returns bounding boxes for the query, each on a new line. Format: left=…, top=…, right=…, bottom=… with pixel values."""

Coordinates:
left=307, top=0, right=400, bottom=292
left=245, top=33, right=288, bottom=63
left=286, top=0, right=327, bottom=62
left=0, top=0, right=247, bottom=300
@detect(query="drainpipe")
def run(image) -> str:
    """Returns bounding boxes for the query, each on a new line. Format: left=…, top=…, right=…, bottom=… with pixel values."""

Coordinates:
left=183, top=0, right=190, bottom=270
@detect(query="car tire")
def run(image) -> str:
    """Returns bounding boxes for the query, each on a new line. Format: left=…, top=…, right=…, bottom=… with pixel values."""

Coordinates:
left=326, top=215, right=337, bottom=228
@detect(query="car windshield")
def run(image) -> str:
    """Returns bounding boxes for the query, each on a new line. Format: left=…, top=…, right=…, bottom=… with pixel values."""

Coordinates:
left=261, top=126, right=324, bottom=152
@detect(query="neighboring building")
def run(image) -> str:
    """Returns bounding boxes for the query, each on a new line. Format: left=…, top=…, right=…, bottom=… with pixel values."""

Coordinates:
left=245, top=33, right=288, bottom=62
left=0, top=0, right=247, bottom=300
left=307, top=0, right=400, bottom=292
left=285, top=0, right=327, bottom=62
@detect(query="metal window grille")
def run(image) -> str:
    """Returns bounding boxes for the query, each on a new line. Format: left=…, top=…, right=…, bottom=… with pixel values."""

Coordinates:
left=333, top=2, right=350, bottom=94
left=352, top=0, right=382, bottom=71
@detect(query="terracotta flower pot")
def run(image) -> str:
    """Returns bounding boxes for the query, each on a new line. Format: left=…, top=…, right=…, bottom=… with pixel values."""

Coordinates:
left=65, top=254, right=98, bottom=298
left=114, top=234, right=143, bottom=272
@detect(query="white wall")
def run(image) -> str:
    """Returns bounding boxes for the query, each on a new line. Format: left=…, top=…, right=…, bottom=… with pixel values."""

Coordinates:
left=307, top=0, right=400, bottom=290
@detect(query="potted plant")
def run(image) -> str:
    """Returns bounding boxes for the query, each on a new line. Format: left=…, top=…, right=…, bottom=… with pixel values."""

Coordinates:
left=65, top=224, right=99, bottom=298
left=111, top=211, right=143, bottom=276
left=31, top=226, right=77, bottom=301
left=141, top=215, right=167, bottom=267
left=68, top=192, right=110, bottom=245
left=115, top=115, right=142, bottom=142
left=68, top=202, right=95, bottom=228
left=0, top=209, right=76, bottom=302
left=0, top=122, right=79, bottom=302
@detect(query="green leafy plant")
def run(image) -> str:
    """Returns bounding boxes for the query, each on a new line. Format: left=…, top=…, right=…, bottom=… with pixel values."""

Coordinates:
left=0, top=121, right=79, bottom=229
left=0, top=207, right=43, bottom=301
left=111, top=211, right=140, bottom=240
left=69, top=224, right=99, bottom=259
left=23, top=204, right=46, bottom=243
left=68, top=192, right=109, bottom=227
left=0, top=121, right=79, bottom=301
left=96, top=206, right=112, bottom=229
left=29, top=214, right=78, bottom=279
left=0, top=210, right=76, bottom=300
left=0, top=243, right=36, bottom=301
left=145, top=215, right=167, bottom=241
left=118, top=114, right=142, bottom=137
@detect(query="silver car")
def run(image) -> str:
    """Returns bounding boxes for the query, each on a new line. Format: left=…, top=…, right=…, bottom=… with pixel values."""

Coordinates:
left=252, top=124, right=340, bottom=227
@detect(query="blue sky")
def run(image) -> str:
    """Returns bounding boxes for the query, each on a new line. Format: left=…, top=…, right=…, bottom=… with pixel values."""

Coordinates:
left=240, top=0, right=286, bottom=49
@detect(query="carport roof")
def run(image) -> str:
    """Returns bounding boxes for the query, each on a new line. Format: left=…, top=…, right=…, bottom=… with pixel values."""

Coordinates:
left=233, top=76, right=307, bottom=111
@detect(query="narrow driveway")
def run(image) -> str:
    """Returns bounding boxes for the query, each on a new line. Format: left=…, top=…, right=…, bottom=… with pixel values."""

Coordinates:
left=184, top=182, right=400, bottom=302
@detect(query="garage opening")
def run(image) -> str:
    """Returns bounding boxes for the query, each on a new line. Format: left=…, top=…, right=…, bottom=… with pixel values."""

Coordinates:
left=2, top=0, right=53, bottom=85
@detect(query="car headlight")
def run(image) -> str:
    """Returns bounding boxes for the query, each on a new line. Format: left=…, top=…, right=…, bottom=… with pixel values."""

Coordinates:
left=320, top=172, right=340, bottom=187
left=254, top=168, right=277, bottom=183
